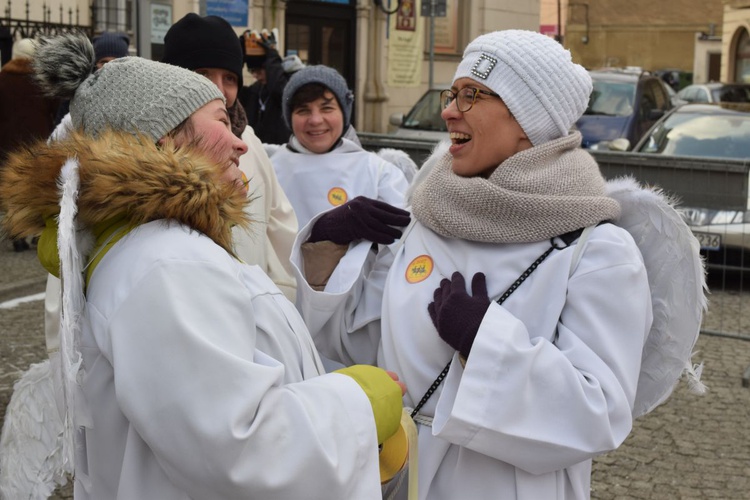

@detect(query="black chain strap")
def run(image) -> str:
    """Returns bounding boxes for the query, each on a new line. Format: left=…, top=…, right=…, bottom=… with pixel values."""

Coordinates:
left=410, top=360, right=452, bottom=418
left=410, top=230, right=584, bottom=419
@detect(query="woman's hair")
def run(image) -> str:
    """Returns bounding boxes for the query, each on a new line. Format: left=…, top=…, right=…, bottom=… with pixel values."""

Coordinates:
left=289, top=83, right=339, bottom=113
left=166, top=115, right=196, bottom=141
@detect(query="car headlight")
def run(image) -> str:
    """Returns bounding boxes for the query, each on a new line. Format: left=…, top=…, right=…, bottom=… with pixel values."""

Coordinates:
left=680, top=207, right=712, bottom=226
left=680, top=208, right=745, bottom=226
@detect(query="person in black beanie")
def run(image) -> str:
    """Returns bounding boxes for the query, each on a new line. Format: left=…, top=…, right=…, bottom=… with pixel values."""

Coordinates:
left=238, top=30, right=292, bottom=145
left=162, top=13, right=299, bottom=301
left=93, top=31, right=130, bottom=68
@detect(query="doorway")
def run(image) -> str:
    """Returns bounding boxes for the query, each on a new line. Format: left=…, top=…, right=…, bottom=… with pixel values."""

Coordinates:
left=284, top=1, right=356, bottom=91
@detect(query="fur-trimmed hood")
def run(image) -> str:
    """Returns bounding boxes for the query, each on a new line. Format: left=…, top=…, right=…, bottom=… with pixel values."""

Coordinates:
left=0, top=130, right=250, bottom=254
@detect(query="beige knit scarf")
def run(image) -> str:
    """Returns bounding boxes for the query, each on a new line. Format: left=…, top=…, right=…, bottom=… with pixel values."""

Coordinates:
left=411, top=132, right=621, bottom=243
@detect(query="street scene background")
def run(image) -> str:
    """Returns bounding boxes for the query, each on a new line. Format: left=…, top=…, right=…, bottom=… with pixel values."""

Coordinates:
left=1, top=236, right=749, bottom=499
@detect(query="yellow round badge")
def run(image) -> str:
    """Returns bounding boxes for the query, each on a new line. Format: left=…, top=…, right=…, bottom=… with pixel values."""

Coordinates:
left=405, top=255, right=433, bottom=284
left=327, top=187, right=348, bottom=206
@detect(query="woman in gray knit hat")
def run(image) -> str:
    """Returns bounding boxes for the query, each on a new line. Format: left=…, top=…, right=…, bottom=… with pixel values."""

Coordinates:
left=293, top=29, right=705, bottom=499
left=271, top=64, right=409, bottom=232
left=0, top=32, right=405, bottom=499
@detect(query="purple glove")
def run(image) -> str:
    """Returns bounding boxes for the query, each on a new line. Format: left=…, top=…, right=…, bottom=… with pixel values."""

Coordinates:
left=428, top=272, right=490, bottom=359
left=308, top=196, right=411, bottom=245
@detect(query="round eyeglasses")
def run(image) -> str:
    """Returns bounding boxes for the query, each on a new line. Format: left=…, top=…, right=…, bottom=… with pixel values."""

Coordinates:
left=440, top=88, right=501, bottom=113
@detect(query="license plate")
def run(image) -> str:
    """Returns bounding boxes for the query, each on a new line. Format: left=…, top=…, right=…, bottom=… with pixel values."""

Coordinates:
left=694, top=231, right=721, bottom=251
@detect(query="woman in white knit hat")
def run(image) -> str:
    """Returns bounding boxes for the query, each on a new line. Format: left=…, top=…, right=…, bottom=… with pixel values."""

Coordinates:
left=291, top=30, right=704, bottom=499
left=0, top=32, right=405, bottom=499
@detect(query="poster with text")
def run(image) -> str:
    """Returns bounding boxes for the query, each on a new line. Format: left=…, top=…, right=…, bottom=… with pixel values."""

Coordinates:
left=387, top=0, right=424, bottom=87
left=206, top=0, right=249, bottom=27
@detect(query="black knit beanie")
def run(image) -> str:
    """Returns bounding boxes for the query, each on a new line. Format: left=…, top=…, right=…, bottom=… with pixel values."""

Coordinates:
left=93, top=32, right=129, bottom=62
left=162, top=13, right=243, bottom=87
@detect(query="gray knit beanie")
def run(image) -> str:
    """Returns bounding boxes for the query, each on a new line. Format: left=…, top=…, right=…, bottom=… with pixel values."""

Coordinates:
left=33, top=32, right=224, bottom=143
left=282, top=65, right=353, bottom=130
left=453, top=30, right=592, bottom=146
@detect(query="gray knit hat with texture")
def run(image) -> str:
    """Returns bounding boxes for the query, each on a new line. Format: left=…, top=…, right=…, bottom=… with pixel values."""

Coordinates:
left=453, top=30, right=592, bottom=146
left=33, top=32, right=224, bottom=142
left=282, top=65, right=354, bottom=130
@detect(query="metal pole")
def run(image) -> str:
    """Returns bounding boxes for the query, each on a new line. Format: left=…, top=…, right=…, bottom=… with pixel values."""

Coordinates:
left=429, top=0, right=435, bottom=90
left=136, top=0, right=151, bottom=59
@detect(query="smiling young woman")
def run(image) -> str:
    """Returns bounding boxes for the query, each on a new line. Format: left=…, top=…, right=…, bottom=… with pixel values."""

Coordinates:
left=441, top=79, right=531, bottom=178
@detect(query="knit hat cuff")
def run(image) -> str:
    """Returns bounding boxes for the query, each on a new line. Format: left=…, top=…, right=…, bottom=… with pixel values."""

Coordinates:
left=132, top=83, right=224, bottom=141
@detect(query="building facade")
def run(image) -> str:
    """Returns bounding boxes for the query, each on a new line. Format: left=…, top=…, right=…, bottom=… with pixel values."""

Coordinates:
left=561, top=0, right=725, bottom=76
left=2, top=0, right=541, bottom=133
left=722, top=0, right=750, bottom=83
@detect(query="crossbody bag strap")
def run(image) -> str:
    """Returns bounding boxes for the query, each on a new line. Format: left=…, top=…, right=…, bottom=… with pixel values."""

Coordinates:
left=410, top=228, right=585, bottom=419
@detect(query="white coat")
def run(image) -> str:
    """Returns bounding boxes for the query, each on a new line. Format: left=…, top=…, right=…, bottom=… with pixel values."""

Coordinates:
left=293, top=219, right=653, bottom=500
left=271, top=138, right=409, bottom=230
left=75, top=221, right=382, bottom=499
left=234, top=126, right=298, bottom=302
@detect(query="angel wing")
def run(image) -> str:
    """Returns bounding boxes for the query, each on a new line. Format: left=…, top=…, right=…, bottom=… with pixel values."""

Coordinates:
left=606, top=176, right=708, bottom=418
left=0, top=360, right=68, bottom=500
left=376, top=148, right=418, bottom=184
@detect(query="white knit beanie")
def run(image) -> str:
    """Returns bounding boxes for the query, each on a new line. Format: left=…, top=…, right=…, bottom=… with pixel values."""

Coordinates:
left=452, top=30, right=592, bottom=146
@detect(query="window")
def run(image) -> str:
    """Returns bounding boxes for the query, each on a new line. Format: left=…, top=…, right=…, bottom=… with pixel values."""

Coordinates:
left=94, top=0, right=132, bottom=33
left=734, top=29, right=750, bottom=84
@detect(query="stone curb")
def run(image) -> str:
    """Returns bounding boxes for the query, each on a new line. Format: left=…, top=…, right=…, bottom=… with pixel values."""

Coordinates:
left=0, top=277, right=47, bottom=304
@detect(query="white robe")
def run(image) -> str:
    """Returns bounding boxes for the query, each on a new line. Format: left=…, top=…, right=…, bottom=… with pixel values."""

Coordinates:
left=293, top=219, right=653, bottom=500
left=234, top=125, right=298, bottom=302
left=74, top=220, right=382, bottom=499
left=271, top=138, right=409, bottom=230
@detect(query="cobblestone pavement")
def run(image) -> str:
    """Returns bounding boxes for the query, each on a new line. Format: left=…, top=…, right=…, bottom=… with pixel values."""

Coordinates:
left=1, top=237, right=749, bottom=499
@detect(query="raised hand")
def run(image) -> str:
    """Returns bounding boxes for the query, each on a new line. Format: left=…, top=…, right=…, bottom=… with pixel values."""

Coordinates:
left=308, top=196, right=411, bottom=245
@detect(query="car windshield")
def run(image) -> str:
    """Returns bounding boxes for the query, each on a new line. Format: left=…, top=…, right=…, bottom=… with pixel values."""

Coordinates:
left=402, top=90, right=447, bottom=132
left=584, top=81, right=636, bottom=117
left=711, top=85, right=750, bottom=103
left=637, top=110, right=750, bottom=159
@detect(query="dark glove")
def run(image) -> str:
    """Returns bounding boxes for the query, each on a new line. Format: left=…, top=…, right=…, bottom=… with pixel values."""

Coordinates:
left=428, top=272, right=490, bottom=359
left=257, top=29, right=277, bottom=51
left=308, top=196, right=411, bottom=245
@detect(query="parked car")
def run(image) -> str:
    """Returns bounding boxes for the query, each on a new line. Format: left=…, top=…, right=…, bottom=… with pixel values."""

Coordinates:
left=676, top=82, right=750, bottom=104
left=632, top=103, right=750, bottom=159
left=388, top=88, right=448, bottom=140
left=632, top=102, right=750, bottom=272
left=575, top=68, right=674, bottom=151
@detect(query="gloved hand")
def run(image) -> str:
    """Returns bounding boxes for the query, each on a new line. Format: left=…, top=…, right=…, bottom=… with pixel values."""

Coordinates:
left=335, top=365, right=404, bottom=445
left=257, top=28, right=277, bottom=51
left=428, top=272, right=491, bottom=359
left=308, top=196, right=411, bottom=245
